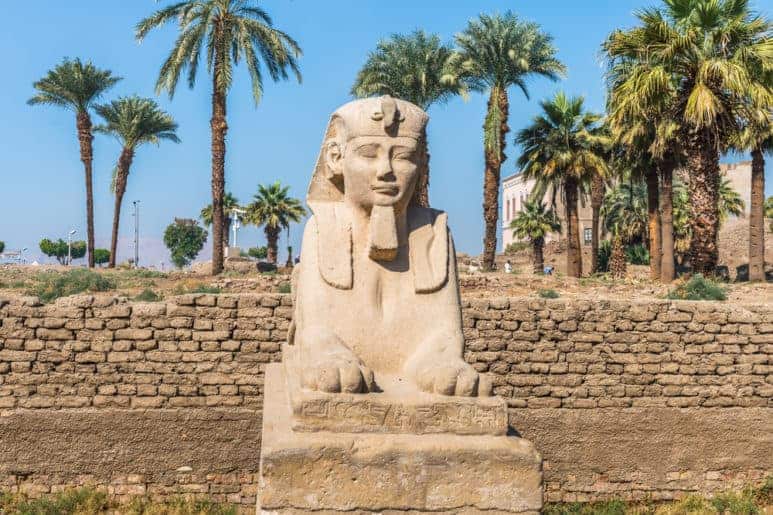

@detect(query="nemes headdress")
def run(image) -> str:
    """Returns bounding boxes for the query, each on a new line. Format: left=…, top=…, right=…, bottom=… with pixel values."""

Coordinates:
left=307, top=95, right=429, bottom=204
left=305, top=96, right=448, bottom=294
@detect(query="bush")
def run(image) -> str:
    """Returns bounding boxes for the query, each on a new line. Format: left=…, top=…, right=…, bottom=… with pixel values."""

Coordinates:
left=247, top=246, right=268, bottom=259
left=93, top=248, right=111, bottom=266
left=596, top=239, right=612, bottom=273
left=163, top=218, right=208, bottom=269
left=278, top=282, right=291, bottom=294
left=134, top=289, right=162, bottom=302
left=173, top=282, right=222, bottom=295
left=667, top=274, right=727, bottom=301
left=537, top=288, right=560, bottom=299
left=625, top=244, right=650, bottom=265
left=0, top=241, right=5, bottom=253
left=28, top=269, right=116, bottom=303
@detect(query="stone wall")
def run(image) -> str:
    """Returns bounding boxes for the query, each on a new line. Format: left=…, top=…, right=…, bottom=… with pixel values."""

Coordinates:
left=1, top=294, right=771, bottom=508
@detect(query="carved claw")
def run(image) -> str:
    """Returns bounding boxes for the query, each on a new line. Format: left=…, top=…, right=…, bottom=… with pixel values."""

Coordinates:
left=414, top=358, right=489, bottom=397
left=302, top=356, right=375, bottom=394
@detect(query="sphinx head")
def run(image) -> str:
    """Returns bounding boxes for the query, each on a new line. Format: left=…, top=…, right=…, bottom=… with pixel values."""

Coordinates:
left=320, top=96, right=429, bottom=214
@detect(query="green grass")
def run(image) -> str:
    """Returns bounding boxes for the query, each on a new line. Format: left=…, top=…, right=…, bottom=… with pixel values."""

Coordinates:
left=172, top=283, right=222, bottom=295
left=544, top=478, right=772, bottom=514
left=538, top=288, right=560, bottom=299
left=0, top=487, right=236, bottom=515
left=26, top=269, right=116, bottom=303
left=277, top=283, right=291, bottom=294
left=134, top=289, right=162, bottom=302
left=666, top=274, right=727, bottom=301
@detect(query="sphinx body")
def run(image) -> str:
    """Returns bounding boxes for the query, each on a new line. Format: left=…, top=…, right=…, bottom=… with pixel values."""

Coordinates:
left=290, top=96, right=487, bottom=397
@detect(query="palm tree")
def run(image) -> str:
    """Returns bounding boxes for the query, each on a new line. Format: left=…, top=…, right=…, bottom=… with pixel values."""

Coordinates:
left=137, top=0, right=302, bottom=275
left=717, top=177, right=745, bottom=225
left=95, top=96, right=179, bottom=268
left=601, top=180, right=649, bottom=246
left=589, top=172, right=607, bottom=274
left=200, top=193, right=242, bottom=247
left=28, top=58, right=121, bottom=268
left=452, top=12, right=565, bottom=270
left=245, top=182, right=306, bottom=264
left=509, top=200, right=561, bottom=274
left=515, top=92, right=610, bottom=277
left=601, top=0, right=771, bottom=275
left=732, top=107, right=772, bottom=281
left=352, top=30, right=465, bottom=207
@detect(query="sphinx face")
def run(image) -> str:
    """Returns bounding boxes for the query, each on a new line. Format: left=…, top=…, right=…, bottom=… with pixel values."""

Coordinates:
left=341, top=136, right=421, bottom=212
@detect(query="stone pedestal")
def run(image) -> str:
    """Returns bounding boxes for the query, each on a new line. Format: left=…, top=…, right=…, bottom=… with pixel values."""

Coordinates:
left=257, top=363, right=543, bottom=514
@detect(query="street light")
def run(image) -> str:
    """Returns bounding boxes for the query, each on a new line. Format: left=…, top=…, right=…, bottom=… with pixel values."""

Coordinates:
left=67, top=229, right=77, bottom=266
left=230, top=208, right=247, bottom=250
left=21, top=247, right=28, bottom=264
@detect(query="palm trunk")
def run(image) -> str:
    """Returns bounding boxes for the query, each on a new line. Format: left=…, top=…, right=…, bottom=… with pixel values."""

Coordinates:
left=564, top=176, right=582, bottom=277
left=482, top=86, right=508, bottom=270
left=76, top=111, right=96, bottom=268
left=224, top=218, right=232, bottom=248
left=685, top=128, right=720, bottom=275
left=749, top=146, right=765, bottom=281
left=266, top=226, right=279, bottom=264
left=660, top=157, right=676, bottom=282
left=210, top=75, right=228, bottom=275
left=645, top=167, right=661, bottom=281
left=610, top=235, right=627, bottom=279
left=532, top=238, right=544, bottom=275
left=590, top=173, right=604, bottom=274
left=109, top=147, right=134, bottom=268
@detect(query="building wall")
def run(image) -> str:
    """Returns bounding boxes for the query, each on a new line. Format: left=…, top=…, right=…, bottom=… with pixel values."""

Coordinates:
left=1, top=294, right=771, bottom=506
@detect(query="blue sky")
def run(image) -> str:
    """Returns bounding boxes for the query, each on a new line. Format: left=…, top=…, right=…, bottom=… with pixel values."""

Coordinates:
left=1, top=0, right=769, bottom=266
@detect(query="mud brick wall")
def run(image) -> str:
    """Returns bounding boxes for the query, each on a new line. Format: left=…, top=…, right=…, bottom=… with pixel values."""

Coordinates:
left=1, top=293, right=771, bottom=507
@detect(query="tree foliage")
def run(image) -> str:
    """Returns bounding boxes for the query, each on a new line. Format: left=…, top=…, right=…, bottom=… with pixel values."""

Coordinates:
left=601, top=180, right=649, bottom=243
left=247, top=246, right=268, bottom=259
left=163, top=219, right=208, bottom=269
left=246, top=182, right=306, bottom=264
left=95, top=96, right=179, bottom=151
left=136, top=0, right=302, bottom=103
left=39, top=238, right=86, bottom=265
left=0, top=241, right=4, bottom=254
left=28, top=58, right=121, bottom=113
left=93, top=249, right=111, bottom=266
left=510, top=200, right=561, bottom=243
left=352, top=30, right=463, bottom=110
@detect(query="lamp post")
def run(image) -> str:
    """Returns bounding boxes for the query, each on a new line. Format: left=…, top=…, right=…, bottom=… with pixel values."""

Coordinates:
left=132, top=200, right=140, bottom=268
left=21, top=247, right=28, bottom=264
left=67, top=229, right=77, bottom=266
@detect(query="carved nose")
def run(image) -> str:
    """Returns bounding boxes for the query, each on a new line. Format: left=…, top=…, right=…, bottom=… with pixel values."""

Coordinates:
left=375, top=157, right=393, bottom=179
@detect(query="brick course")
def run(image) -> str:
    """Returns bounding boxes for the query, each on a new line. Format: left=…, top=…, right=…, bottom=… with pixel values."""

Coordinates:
left=1, top=293, right=771, bottom=507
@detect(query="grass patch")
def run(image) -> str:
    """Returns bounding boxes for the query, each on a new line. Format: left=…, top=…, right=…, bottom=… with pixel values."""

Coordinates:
left=173, top=282, right=222, bottom=295
left=0, top=487, right=236, bottom=515
left=134, top=289, right=162, bottom=302
left=666, top=274, right=727, bottom=301
left=26, top=269, right=116, bottom=303
left=538, top=288, right=560, bottom=299
left=277, top=282, right=291, bottom=294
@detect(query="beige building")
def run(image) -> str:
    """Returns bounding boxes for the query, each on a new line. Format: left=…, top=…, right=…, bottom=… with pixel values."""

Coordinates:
left=501, top=172, right=595, bottom=251
left=501, top=161, right=752, bottom=252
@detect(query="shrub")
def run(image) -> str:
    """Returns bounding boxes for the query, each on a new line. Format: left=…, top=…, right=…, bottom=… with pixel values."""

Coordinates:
left=504, top=241, right=530, bottom=254
left=537, top=288, right=560, bottom=299
left=625, top=243, right=650, bottom=265
left=278, top=282, right=291, bottom=294
left=667, top=274, right=727, bottom=301
left=247, top=246, right=268, bottom=259
left=28, top=269, right=116, bottom=303
left=0, top=241, right=4, bottom=253
left=173, top=282, right=222, bottom=295
left=596, top=239, right=612, bottom=273
left=134, top=289, right=162, bottom=302
left=93, top=248, right=111, bottom=266
left=163, top=218, right=208, bottom=269
left=0, top=486, right=110, bottom=514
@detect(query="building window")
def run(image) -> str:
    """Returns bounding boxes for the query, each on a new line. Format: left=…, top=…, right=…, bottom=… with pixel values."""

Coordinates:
left=583, top=228, right=592, bottom=245
left=506, top=198, right=511, bottom=220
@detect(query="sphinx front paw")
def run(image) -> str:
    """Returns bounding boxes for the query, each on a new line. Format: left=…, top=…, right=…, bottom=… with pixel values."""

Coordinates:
left=301, top=355, right=375, bottom=394
left=413, top=358, right=490, bottom=396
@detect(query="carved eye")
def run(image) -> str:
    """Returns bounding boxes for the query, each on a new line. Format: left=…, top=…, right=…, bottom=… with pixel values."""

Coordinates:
left=393, top=149, right=417, bottom=161
left=355, top=144, right=379, bottom=158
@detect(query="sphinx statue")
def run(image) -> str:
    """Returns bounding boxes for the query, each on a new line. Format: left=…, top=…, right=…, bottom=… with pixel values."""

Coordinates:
left=289, top=95, right=489, bottom=397
left=258, top=96, right=542, bottom=514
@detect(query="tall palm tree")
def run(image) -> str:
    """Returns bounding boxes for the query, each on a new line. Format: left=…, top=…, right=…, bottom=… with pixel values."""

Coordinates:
left=352, top=30, right=465, bottom=207
left=717, top=176, right=746, bottom=225
left=245, top=182, right=306, bottom=264
left=201, top=192, right=242, bottom=247
left=137, top=0, right=302, bottom=275
left=601, top=0, right=771, bottom=275
left=509, top=199, right=561, bottom=274
left=515, top=92, right=610, bottom=277
left=732, top=107, right=772, bottom=281
left=589, top=172, right=607, bottom=274
left=452, top=12, right=565, bottom=270
left=95, top=96, right=179, bottom=267
left=28, top=58, right=121, bottom=268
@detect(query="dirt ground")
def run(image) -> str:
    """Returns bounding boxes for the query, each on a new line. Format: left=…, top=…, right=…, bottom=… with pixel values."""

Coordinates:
left=0, top=258, right=770, bottom=305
